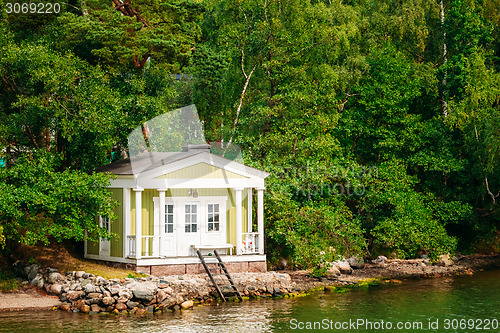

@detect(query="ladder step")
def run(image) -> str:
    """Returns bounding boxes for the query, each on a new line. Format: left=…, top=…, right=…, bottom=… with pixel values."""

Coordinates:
left=197, top=249, right=242, bottom=302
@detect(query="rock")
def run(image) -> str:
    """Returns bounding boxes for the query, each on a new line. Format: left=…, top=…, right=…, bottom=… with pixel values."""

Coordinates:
left=27, top=265, right=40, bottom=281
left=59, top=304, right=71, bottom=312
left=131, top=281, right=157, bottom=294
left=85, top=284, right=95, bottom=293
left=36, top=278, right=45, bottom=288
left=160, top=295, right=183, bottom=309
left=74, top=299, right=86, bottom=310
left=87, top=293, right=103, bottom=299
left=347, top=257, right=365, bottom=269
left=82, top=273, right=90, bottom=279
left=75, top=271, right=85, bottom=279
left=156, top=290, right=168, bottom=304
left=22, top=265, right=31, bottom=278
left=221, top=285, right=234, bottom=294
left=81, top=305, right=90, bottom=313
left=437, top=254, right=453, bottom=267
left=90, top=304, right=101, bottom=313
left=80, top=279, right=91, bottom=287
left=135, top=308, right=147, bottom=315
left=117, top=296, right=129, bottom=304
left=108, top=284, right=121, bottom=295
left=60, top=293, right=68, bottom=302
left=102, top=297, right=115, bottom=306
left=334, top=260, right=352, bottom=274
left=127, top=301, right=140, bottom=309
left=132, top=290, right=154, bottom=303
left=67, top=291, right=86, bottom=301
left=50, top=284, right=62, bottom=295
left=105, top=306, right=115, bottom=312
left=273, top=287, right=281, bottom=296
left=30, top=273, right=43, bottom=285
left=115, top=302, right=128, bottom=311
left=96, top=276, right=109, bottom=286
left=69, top=283, right=82, bottom=291
left=85, top=298, right=101, bottom=305
left=173, top=305, right=180, bottom=311
left=112, top=309, right=120, bottom=314
left=47, top=272, right=64, bottom=284
left=163, top=286, right=173, bottom=295
left=327, top=265, right=341, bottom=278
left=180, top=300, right=193, bottom=309
left=118, top=289, right=132, bottom=300
left=373, top=256, right=388, bottom=264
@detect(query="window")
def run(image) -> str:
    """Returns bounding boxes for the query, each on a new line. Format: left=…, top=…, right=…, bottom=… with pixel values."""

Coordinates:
left=185, top=204, right=197, bottom=232
left=207, top=204, right=220, bottom=231
left=100, top=216, right=110, bottom=231
left=165, top=204, right=174, bottom=233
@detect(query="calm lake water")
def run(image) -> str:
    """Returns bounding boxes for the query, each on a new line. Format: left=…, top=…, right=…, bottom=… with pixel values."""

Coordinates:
left=0, top=270, right=499, bottom=333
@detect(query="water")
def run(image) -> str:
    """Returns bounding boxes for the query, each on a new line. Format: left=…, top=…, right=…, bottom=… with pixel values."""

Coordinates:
left=1, top=270, right=499, bottom=332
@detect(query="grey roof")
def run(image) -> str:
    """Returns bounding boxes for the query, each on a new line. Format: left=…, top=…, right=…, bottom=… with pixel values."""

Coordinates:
left=95, top=151, right=269, bottom=178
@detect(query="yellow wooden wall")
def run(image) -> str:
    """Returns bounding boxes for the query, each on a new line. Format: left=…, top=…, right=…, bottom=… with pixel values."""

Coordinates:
left=156, top=163, right=248, bottom=179
left=87, top=188, right=123, bottom=257
left=109, top=188, right=123, bottom=257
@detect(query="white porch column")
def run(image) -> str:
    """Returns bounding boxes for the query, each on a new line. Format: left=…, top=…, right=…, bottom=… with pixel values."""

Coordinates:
left=158, top=189, right=167, bottom=257
left=257, top=187, right=265, bottom=254
left=123, top=188, right=131, bottom=258
left=133, top=188, right=144, bottom=259
left=235, top=188, right=244, bottom=255
left=247, top=188, right=253, bottom=233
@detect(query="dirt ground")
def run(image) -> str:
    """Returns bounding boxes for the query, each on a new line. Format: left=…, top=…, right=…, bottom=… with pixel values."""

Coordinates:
left=0, top=285, right=60, bottom=311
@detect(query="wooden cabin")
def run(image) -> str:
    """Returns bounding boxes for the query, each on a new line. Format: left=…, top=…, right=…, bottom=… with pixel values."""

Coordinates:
left=85, top=144, right=269, bottom=275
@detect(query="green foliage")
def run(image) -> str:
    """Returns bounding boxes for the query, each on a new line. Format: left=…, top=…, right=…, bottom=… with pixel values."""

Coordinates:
left=266, top=193, right=366, bottom=273
left=0, top=151, right=116, bottom=245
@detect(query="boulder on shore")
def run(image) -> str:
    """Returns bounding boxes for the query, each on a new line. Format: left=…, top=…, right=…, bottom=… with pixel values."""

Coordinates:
left=347, top=257, right=365, bottom=269
left=334, top=260, right=352, bottom=274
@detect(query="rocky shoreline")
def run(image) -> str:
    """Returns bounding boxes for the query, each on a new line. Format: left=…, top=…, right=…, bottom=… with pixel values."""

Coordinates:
left=2, top=254, right=499, bottom=314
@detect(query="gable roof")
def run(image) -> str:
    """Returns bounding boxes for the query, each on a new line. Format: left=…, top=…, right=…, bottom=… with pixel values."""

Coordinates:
left=96, top=151, right=270, bottom=180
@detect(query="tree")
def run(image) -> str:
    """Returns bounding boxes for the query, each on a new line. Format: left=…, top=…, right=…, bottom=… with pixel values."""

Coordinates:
left=0, top=152, right=115, bottom=247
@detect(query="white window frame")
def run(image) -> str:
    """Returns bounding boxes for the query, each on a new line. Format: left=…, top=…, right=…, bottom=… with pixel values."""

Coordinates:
left=184, top=203, right=198, bottom=233
left=98, top=215, right=111, bottom=255
left=165, top=203, right=174, bottom=234
left=207, top=203, right=221, bottom=232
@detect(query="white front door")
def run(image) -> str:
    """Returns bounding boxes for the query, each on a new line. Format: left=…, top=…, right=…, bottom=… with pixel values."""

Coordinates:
left=99, top=216, right=110, bottom=256
left=154, top=196, right=227, bottom=257
left=180, top=203, right=200, bottom=256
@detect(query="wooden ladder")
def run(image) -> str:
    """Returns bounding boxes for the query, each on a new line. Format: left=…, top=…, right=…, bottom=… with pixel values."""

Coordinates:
left=196, top=249, right=243, bottom=302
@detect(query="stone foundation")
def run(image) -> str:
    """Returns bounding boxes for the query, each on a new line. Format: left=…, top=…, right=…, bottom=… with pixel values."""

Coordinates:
left=142, top=261, right=267, bottom=276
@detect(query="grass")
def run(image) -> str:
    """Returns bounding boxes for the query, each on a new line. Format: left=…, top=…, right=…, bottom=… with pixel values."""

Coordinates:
left=0, top=271, right=19, bottom=292
left=11, top=241, right=144, bottom=279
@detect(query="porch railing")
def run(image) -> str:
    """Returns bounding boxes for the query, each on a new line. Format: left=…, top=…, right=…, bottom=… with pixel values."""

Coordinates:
left=242, top=232, right=259, bottom=254
left=126, top=235, right=159, bottom=258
